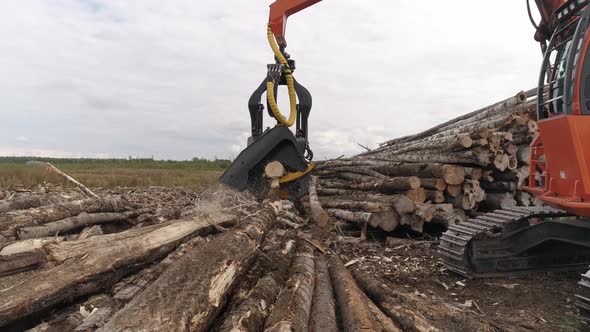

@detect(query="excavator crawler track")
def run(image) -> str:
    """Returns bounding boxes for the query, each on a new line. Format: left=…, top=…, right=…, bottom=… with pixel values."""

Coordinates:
left=439, top=206, right=590, bottom=324
left=437, top=206, right=581, bottom=277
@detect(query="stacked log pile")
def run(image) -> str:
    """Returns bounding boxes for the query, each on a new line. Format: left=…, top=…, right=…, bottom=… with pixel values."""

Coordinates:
left=315, top=89, right=540, bottom=234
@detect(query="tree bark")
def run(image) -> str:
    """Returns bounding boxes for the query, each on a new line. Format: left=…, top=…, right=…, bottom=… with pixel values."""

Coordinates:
left=419, top=178, right=447, bottom=191
left=328, top=255, right=381, bottom=331
left=0, top=250, right=46, bottom=277
left=309, top=176, right=329, bottom=228
left=98, top=207, right=275, bottom=332
left=264, top=242, right=315, bottom=332
left=17, top=209, right=151, bottom=240
left=405, top=188, right=426, bottom=203
left=350, top=268, right=439, bottom=332
left=0, top=198, right=127, bottom=239
left=0, top=211, right=241, bottom=328
left=424, top=190, right=445, bottom=204
left=309, top=254, right=338, bottom=332
left=218, top=239, right=295, bottom=332
left=0, top=196, right=46, bottom=213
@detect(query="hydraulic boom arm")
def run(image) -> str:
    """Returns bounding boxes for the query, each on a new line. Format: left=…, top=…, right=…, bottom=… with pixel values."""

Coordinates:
left=269, top=0, right=322, bottom=48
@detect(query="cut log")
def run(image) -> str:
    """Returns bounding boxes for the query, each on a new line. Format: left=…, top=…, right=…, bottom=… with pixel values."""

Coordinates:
left=447, top=195, right=476, bottom=211
left=326, top=209, right=372, bottom=225
left=377, top=210, right=401, bottom=232
left=445, top=185, right=462, bottom=198
left=391, top=194, right=416, bottom=215
left=97, top=207, right=274, bottom=332
left=350, top=268, right=439, bottom=332
left=424, top=190, right=445, bottom=204
left=0, top=250, right=46, bottom=277
left=0, top=212, right=242, bottom=328
left=431, top=210, right=462, bottom=226
left=264, top=242, right=315, bottom=332
left=493, top=154, right=510, bottom=171
left=400, top=214, right=426, bottom=233
left=328, top=255, right=381, bottom=331
left=321, top=200, right=387, bottom=213
left=17, top=210, right=150, bottom=240
left=309, top=176, right=330, bottom=228
left=486, top=193, right=516, bottom=210
left=320, top=176, right=420, bottom=193
left=414, top=203, right=436, bottom=223
left=0, top=196, right=46, bottom=213
left=309, top=255, right=338, bottom=332
left=0, top=198, right=127, bottom=239
left=405, top=188, right=426, bottom=203
left=352, top=269, right=439, bottom=332
left=54, top=237, right=209, bottom=332
left=370, top=163, right=465, bottom=186
left=376, top=90, right=528, bottom=147
left=365, top=292, right=402, bottom=332
left=419, top=178, right=447, bottom=191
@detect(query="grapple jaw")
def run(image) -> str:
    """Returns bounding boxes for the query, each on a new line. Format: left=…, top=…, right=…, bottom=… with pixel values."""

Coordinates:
left=219, top=126, right=311, bottom=199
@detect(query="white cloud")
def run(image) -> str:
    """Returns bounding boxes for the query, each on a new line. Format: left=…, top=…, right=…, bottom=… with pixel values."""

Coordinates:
left=0, top=0, right=541, bottom=160
left=15, top=136, right=29, bottom=142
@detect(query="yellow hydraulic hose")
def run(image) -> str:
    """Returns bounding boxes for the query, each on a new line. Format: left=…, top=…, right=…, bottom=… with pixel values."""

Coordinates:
left=267, top=25, right=297, bottom=127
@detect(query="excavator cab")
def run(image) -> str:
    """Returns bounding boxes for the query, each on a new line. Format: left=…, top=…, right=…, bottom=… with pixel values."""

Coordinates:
left=526, top=0, right=590, bottom=215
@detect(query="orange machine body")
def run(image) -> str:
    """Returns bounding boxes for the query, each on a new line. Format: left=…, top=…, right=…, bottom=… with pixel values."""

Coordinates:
left=269, top=0, right=321, bottom=47
left=527, top=116, right=590, bottom=215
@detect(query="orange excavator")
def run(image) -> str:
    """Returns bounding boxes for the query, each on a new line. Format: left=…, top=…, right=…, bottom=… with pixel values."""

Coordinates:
left=221, top=0, right=590, bottom=318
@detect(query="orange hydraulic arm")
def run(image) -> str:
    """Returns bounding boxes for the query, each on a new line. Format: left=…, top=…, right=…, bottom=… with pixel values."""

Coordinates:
left=269, top=0, right=322, bottom=48
left=533, top=0, right=569, bottom=42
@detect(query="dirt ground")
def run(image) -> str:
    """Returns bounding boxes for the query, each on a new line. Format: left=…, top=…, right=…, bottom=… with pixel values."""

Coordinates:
left=329, top=228, right=582, bottom=332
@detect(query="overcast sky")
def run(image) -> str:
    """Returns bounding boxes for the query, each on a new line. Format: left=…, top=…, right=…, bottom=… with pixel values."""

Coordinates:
left=0, top=0, right=543, bottom=160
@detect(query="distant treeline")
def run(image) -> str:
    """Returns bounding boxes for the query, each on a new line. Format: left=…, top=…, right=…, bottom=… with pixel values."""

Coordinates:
left=0, top=156, right=231, bottom=171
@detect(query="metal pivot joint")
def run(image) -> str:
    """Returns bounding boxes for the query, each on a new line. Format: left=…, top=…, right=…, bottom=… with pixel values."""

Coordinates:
left=248, top=53, right=314, bottom=162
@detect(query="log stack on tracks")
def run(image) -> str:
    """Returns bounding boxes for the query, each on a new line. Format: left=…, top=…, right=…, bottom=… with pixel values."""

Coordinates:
left=315, top=89, right=541, bottom=235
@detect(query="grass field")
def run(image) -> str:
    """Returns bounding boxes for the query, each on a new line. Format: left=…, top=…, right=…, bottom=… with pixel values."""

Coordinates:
left=0, top=157, right=230, bottom=189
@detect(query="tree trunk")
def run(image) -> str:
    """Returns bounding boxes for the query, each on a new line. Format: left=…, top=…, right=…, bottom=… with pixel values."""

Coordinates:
left=98, top=207, right=275, bottom=332
left=391, top=194, right=416, bottom=215
left=309, top=176, right=329, bottom=228
left=445, top=185, right=462, bottom=198
left=321, top=200, right=387, bottom=213
left=264, top=242, right=315, bottom=332
left=419, top=178, right=447, bottom=191
left=0, top=198, right=127, bottom=239
left=309, top=255, right=338, bottom=332
left=328, top=255, right=381, bottom=331
left=17, top=210, right=150, bottom=240
left=371, top=163, right=465, bottom=186
left=0, top=196, right=46, bottom=213
left=350, top=268, right=439, bottom=332
left=424, top=190, right=445, bottom=203
left=0, top=211, right=241, bottom=328
left=218, top=239, right=296, bottom=332
left=405, top=188, right=426, bottom=203
left=0, top=250, right=46, bottom=277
